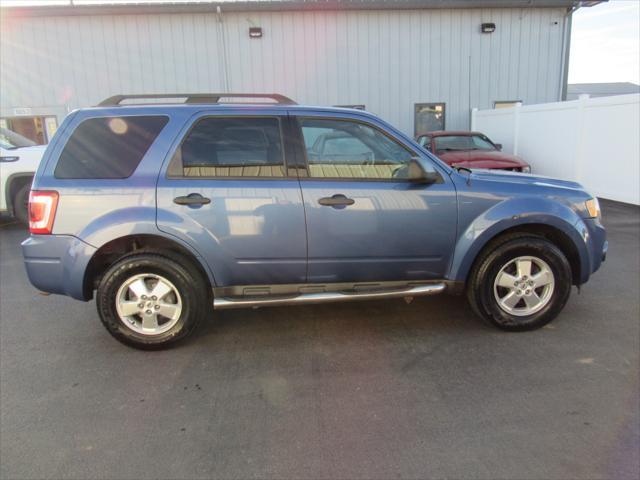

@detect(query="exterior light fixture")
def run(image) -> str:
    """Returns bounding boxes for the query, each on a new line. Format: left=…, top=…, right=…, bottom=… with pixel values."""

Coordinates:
left=481, top=23, right=496, bottom=34
left=249, top=27, right=263, bottom=38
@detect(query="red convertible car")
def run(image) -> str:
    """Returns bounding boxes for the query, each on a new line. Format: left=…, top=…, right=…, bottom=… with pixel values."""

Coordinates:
left=416, top=131, right=531, bottom=172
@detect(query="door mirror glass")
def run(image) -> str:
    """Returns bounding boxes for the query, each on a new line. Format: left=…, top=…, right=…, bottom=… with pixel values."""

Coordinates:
left=408, top=158, right=440, bottom=184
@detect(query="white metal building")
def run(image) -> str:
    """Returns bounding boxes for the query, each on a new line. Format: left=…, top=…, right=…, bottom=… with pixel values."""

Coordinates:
left=0, top=0, right=603, bottom=143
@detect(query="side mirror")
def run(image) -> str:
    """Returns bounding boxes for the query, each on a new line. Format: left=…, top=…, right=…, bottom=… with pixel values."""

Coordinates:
left=408, top=158, right=440, bottom=184
left=495, top=143, right=502, bottom=151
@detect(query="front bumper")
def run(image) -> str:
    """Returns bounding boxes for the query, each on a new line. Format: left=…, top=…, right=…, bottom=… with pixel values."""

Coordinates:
left=579, top=217, right=607, bottom=281
left=22, top=234, right=96, bottom=300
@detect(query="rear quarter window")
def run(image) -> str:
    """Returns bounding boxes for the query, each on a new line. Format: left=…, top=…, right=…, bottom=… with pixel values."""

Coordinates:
left=54, top=116, right=168, bottom=179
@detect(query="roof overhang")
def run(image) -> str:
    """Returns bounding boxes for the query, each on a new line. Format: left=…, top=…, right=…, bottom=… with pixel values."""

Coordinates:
left=1, top=0, right=607, bottom=18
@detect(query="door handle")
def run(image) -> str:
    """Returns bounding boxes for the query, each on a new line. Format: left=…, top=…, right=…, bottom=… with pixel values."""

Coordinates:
left=173, top=193, right=211, bottom=206
left=318, top=194, right=355, bottom=207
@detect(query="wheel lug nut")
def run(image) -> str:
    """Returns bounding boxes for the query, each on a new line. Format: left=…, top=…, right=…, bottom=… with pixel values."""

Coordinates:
left=146, top=310, right=152, bottom=315
left=152, top=296, right=157, bottom=301
left=154, top=305, right=160, bottom=310
left=138, top=303, right=144, bottom=308
left=141, top=295, right=147, bottom=300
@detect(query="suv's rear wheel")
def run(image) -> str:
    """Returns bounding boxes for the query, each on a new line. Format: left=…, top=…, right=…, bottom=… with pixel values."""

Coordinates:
left=467, top=235, right=572, bottom=331
left=96, top=252, right=209, bottom=349
left=13, top=183, right=31, bottom=225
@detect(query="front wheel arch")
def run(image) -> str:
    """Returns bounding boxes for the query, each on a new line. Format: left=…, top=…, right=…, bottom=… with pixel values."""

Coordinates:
left=466, top=234, right=573, bottom=331
left=465, top=224, right=582, bottom=287
left=5, top=173, right=33, bottom=215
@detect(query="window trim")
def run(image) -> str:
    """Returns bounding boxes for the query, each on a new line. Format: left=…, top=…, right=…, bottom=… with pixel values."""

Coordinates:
left=166, top=114, right=291, bottom=180
left=294, top=116, right=420, bottom=183
left=53, top=114, right=170, bottom=180
left=414, top=103, right=446, bottom=136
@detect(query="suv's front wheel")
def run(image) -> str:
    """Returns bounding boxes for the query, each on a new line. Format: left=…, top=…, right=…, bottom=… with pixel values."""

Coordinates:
left=467, top=235, right=572, bottom=331
left=96, top=252, right=209, bottom=349
left=13, top=183, right=31, bottom=225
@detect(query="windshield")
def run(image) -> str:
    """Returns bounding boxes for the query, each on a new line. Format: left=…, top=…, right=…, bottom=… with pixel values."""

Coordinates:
left=0, top=127, right=37, bottom=149
left=434, top=135, right=496, bottom=152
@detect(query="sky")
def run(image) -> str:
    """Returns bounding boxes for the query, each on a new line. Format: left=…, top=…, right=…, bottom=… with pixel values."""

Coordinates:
left=569, top=0, right=640, bottom=85
left=1, top=0, right=639, bottom=85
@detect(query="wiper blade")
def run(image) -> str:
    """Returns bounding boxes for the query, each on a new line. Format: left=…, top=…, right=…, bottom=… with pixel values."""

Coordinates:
left=454, top=166, right=472, bottom=174
left=452, top=165, right=473, bottom=185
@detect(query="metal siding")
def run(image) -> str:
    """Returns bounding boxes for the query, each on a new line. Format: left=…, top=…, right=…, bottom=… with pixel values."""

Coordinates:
left=0, top=8, right=566, bottom=133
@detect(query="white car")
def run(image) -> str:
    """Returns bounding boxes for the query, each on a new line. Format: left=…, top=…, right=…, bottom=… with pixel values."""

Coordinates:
left=0, top=128, right=46, bottom=224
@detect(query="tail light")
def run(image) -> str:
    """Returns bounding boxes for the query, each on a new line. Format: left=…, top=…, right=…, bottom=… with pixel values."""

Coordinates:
left=29, top=191, right=59, bottom=234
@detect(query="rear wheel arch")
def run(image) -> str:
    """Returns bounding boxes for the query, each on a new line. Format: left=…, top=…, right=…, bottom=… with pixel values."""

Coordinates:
left=83, top=234, right=214, bottom=300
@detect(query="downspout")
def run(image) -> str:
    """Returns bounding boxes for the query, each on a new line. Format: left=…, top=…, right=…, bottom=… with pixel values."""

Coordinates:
left=559, top=4, right=579, bottom=101
left=216, top=5, right=231, bottom=93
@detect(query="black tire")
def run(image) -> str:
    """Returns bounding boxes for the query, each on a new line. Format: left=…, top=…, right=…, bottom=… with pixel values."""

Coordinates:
left=96, top=251, right=210, bottom=349
left=467, top=234, right=572, bottom=331
left=13, top=183, right=30, bottom=225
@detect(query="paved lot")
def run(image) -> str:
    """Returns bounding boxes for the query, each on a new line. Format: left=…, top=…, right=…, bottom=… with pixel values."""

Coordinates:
left=1, top=200, right=638, bottom=480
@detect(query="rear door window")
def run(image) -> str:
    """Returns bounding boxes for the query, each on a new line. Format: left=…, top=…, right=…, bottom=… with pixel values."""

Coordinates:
left=167, top=117, right=285, bottom=178
left=55, top=116, right=168, bottom=179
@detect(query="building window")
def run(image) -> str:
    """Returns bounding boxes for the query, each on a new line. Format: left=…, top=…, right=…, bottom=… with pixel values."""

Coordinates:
left=299, top=118, right=414, bottom=180
left=494, top=100, right=522, bottom=109
left=169, top=117, right=286, bottom=178
left=0, top=116, right=58, bottom=145
left=414, top=103, right=445, bottom=135
left=334, top=105, right=366, bottom=110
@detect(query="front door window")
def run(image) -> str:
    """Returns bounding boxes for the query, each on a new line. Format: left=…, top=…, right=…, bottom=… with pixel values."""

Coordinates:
left=299, top=118, right=414, bottom=180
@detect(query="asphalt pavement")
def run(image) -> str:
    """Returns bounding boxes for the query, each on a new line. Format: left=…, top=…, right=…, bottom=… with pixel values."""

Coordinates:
left=1, top=200, right=638, bottom=480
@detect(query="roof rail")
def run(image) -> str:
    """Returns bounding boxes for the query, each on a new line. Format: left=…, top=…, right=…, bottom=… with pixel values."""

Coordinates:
left=97, top=93, right=297, bottom=107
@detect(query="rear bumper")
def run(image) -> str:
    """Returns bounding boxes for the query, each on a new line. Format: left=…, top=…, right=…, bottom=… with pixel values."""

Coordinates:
left=22, top=234, right=96, bottom=301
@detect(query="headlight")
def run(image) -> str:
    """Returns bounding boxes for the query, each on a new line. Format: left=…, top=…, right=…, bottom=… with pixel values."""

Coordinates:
left=585, top=198, right=601, bottom=219
left=521, top=165, right=531, bottom=173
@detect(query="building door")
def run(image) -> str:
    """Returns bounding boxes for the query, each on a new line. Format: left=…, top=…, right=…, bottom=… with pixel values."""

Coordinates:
left=293, top=114, right=457, bottom=283
left=414, top=103, right=445, bottom=135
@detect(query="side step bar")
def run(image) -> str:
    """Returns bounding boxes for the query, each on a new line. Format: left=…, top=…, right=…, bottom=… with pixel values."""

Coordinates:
left=214, top=283, right=446, bottom=310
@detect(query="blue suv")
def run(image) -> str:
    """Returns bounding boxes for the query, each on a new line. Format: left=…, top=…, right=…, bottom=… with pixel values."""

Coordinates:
left=22, top=94, right=607, bottom=349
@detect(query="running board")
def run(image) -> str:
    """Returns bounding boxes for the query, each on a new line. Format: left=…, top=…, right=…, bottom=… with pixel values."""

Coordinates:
left=213, top=283, right=446, bottom=310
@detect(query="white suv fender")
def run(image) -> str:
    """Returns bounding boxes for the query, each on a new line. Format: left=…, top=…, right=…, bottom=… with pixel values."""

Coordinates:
left=0, top=145, right=47, bottom=218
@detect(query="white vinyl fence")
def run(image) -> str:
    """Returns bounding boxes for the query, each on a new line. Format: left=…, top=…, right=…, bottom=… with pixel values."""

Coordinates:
left=471, top=94, right=640, bottom=205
